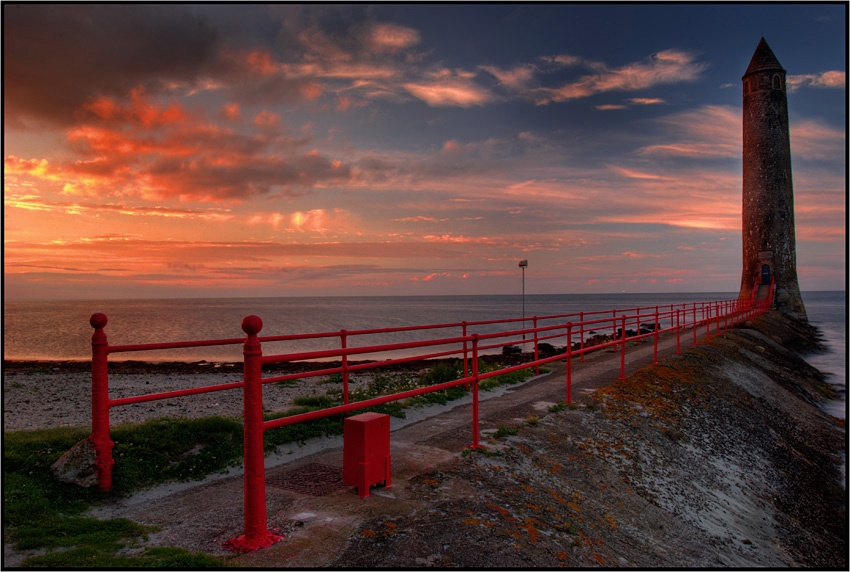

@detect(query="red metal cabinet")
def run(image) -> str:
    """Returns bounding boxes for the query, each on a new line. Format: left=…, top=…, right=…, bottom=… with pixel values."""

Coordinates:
left=343, top=412, right=391, bottom=498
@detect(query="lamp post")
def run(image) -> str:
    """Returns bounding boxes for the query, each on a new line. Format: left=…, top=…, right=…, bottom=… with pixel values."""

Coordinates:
left=518, top=260, right=528, bottom=340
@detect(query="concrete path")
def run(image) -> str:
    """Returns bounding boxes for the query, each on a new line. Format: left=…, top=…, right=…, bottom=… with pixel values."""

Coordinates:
left=87, top=319, right=732, bottom=566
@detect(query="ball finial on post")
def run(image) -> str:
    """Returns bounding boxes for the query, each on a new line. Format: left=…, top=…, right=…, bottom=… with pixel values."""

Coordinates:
left=90, top=313, right=108, bottom=329
left=242, top=315, right=263, bottom=336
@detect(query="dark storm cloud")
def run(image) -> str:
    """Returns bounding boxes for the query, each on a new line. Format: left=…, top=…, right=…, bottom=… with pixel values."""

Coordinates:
left=3, top=4, right=220, bottom=127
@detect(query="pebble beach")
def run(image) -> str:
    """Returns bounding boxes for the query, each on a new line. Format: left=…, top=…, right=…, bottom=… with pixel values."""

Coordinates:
left=3, top=360, right=384, bottom=432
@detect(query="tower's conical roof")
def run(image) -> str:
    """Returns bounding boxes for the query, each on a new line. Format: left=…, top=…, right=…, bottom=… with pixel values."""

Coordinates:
left=744, top=37, right=785, bottom=76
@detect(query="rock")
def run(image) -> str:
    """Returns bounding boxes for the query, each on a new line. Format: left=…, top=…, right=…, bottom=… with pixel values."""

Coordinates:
left=50, top=438, right=98, bottom=488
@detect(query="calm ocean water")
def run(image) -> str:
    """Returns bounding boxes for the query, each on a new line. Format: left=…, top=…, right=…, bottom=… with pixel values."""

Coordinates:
left=3, top=291, right=845, bottom=417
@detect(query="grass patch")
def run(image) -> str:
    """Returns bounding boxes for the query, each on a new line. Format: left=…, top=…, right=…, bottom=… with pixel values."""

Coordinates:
left=494, top=423, right=522, bottom=439
left=110, top=416, right=243, bottom=491
left=461, top=446, right=504, bottom=458
left=22, top=546, right=230, bottom=568
left=291, top=394, right=338, bottom=409
left=479, top=366, right=535, bottom=391
left=3, top=425, right=234, bottom=567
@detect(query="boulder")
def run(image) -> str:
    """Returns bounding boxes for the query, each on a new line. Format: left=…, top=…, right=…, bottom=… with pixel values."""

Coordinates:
left=50, top=438, right=98, bottom=488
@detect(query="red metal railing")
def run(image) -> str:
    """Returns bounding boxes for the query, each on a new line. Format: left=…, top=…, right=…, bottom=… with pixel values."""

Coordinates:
left=88, top=292, right=772, bottom=550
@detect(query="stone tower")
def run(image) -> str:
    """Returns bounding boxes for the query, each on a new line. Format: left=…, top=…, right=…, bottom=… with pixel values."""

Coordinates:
left=738, top=38, right=807, bottom=320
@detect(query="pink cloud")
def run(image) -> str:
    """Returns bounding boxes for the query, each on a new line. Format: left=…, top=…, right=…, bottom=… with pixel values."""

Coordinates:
left=790, top=119, right=845, bottom=161
left=403, top=78, right=493, bottom=107
left=367, top=23, right=421, bottom=53
left=638, top=105, right=740, bottom=159
left=220, top=102, right=241, bottom=121
left=787, top=70, right=845, bottom=91
left=533, top=50, right=706, bottom=104
left=8, top=88, right=351, bottom=203
left=253, top=110, right=281, bottom=128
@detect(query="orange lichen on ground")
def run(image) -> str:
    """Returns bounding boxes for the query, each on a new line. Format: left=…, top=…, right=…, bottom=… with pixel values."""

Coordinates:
left=487, top=503, right=509, bottom=515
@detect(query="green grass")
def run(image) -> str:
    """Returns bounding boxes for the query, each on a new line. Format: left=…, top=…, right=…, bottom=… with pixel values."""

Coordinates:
left=3, top=425, right=235, bottom=567
left=21, top=546, right=230, bottom=568
left=494, top=423, right=522, bottom=438
left=479, top=366, right=536, bottom=391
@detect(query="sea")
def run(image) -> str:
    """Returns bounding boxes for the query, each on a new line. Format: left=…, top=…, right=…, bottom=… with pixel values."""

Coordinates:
left=3, top=291, right=845, bottom=419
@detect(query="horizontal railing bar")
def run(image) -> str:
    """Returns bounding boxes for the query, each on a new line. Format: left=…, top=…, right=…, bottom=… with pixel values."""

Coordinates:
left=262, top=366, right=345, bottom=385
left=345, top=347, right=466, bottom=372
left=109, top=338, right=245, bottom=353
left=109, top=381, right=245, bottom=407
left=262, top=335, right=469, bottom=364
left=263, top=375, right=477, bottom=430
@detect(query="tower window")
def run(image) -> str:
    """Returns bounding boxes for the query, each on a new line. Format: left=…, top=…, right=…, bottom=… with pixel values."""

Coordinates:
left=773, top=75, right=781, bottom=90
left=744, top=79, right=751, bottom=94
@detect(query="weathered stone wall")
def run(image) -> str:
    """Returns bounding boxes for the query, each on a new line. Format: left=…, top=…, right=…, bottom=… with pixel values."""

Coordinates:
left=739, top=41, right=807, bottom=320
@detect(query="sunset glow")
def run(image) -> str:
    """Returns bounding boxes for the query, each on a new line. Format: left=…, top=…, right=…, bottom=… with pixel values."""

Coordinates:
left=4, top=4, right=845, bottom=299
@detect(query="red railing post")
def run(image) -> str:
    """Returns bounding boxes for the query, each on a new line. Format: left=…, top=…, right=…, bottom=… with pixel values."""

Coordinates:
left=612, top=309, right=617, bottom=340
left=90, top=313, right=114, bottom=492
left=462, top=322, right=469, bottom=390
left=705, top=304, right=711, bottom=341
left=227, top=315, right=283, bottom=552
left=566, top=323, right=572, bottom=403
left=618, top=316, right=627, bottom=380
left=675, top=309, right=681, bottom=354
left=579, top=312, right=585, bottom=362
left=693, top=305, right=698, bottom=347
left=715, top=302, right=721, bottom=336
left=653, top=309, right=659, bottom=365
left=341, top=330, right=349, bottom=405
left=470, top=334, right=481, bottom=449
left=533, top=317, right=539, bottom=375
left=636, top=307, right=641, bottom=344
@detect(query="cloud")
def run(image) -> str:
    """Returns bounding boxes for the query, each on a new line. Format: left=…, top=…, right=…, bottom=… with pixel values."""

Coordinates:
left=6, top=88, right=351, bottom=202
left=480, top=63, right=538, bottom=90
left=637, top=105, right=740, bottom=158
left=3, top=193, right=234, bottom=221
left=790, top=119, right=845, bottom=161
left=786, top=70, right=846, bottom=91
left=532, top=50, right=707, bottom=104
left=367, top=23, right=421, bottom=53
left=403, top=74, right=494, bottom=107
left=3, top=4, right=220, bottom=127
left=247, top=208, right=350, bottom=232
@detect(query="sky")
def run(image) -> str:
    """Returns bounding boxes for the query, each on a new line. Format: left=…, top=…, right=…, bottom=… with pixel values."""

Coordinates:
left=3, top=3, right=846, bottom=300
